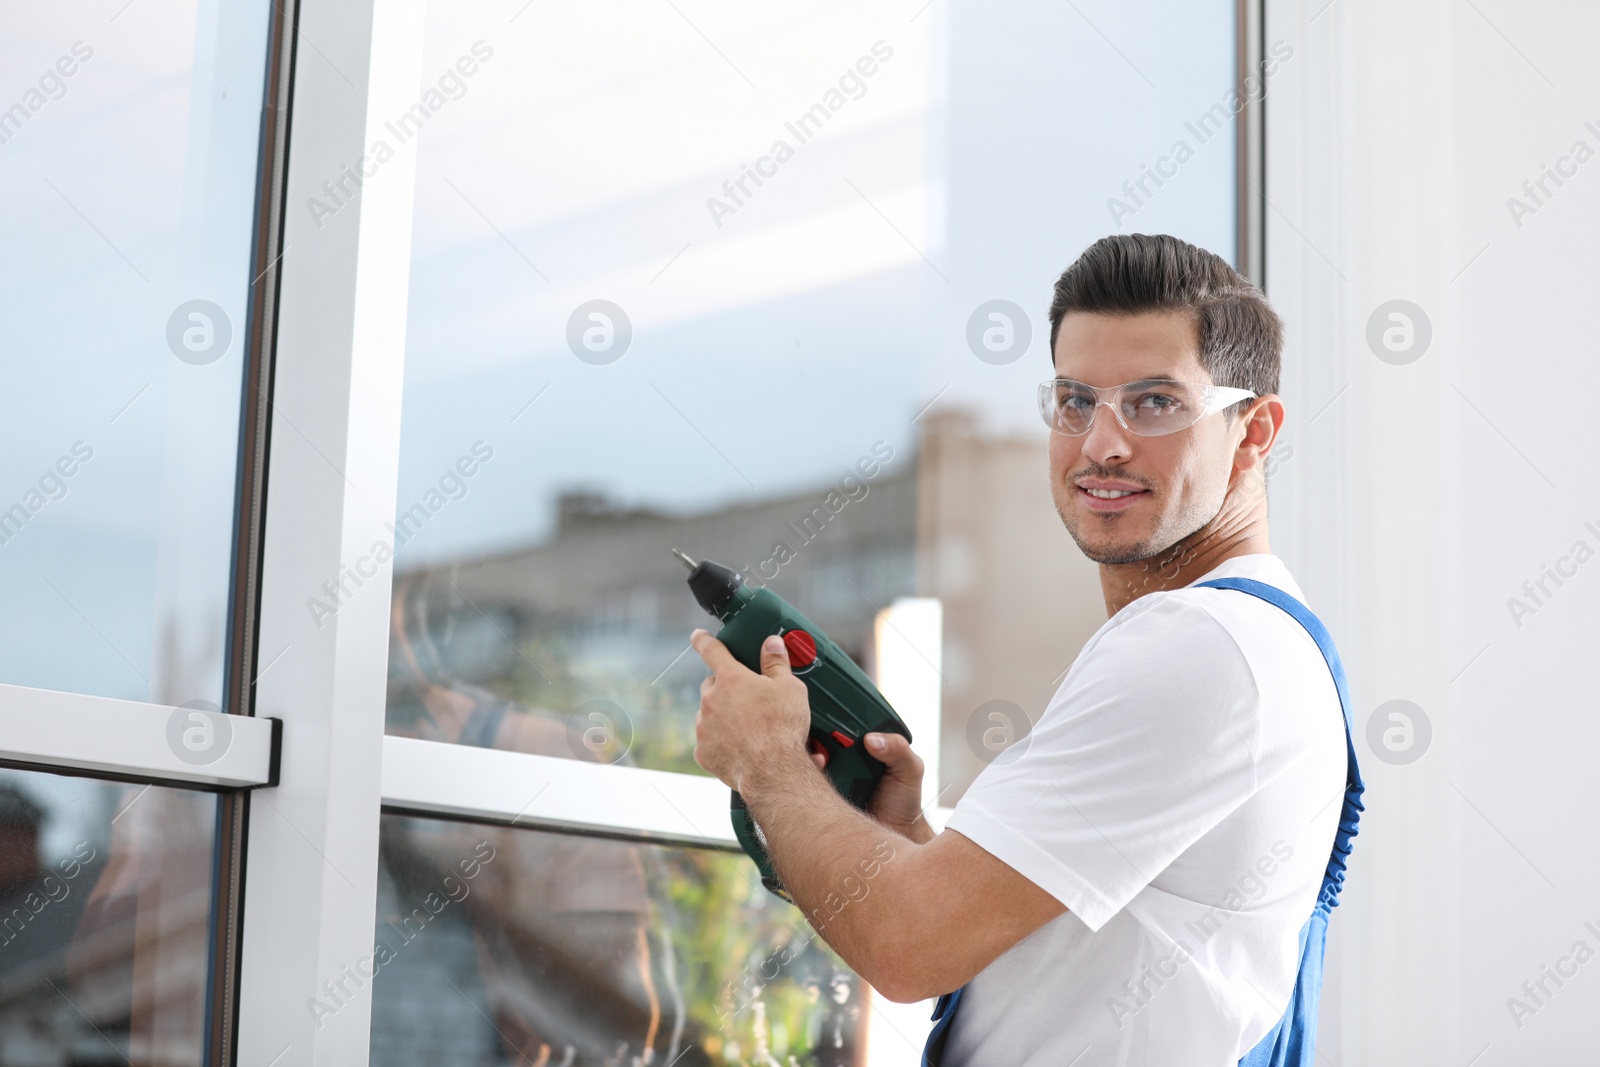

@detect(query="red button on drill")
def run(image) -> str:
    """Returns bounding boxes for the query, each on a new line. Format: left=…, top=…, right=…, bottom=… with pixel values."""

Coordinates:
left=830, top=730, right=855, bottom=748
left=782, top=629, right=817, bottom=668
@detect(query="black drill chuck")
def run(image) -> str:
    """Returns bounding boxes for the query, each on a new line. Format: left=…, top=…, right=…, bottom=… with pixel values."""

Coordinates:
left=673, top=549, right=745, bottom=619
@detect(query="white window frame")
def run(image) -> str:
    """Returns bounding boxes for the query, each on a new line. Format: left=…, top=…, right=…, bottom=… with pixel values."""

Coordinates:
left=0, top=683, right=277, bottom=789
left=230, top=0, right=421, bottom=1060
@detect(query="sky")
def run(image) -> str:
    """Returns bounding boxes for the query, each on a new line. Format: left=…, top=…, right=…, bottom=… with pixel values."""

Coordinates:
left=0, top=0, right=269, bottom=704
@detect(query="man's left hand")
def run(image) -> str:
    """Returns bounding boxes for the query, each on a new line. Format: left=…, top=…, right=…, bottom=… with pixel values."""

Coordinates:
left=689, top=629, right=812, bottom=794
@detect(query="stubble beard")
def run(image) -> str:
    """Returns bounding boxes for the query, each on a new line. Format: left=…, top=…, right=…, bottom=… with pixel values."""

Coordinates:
left=1055, top=485, right=1221, bottom=568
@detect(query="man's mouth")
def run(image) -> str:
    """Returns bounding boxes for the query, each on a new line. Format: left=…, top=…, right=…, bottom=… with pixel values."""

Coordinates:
left=1074, top=478, right=1150, bottom=512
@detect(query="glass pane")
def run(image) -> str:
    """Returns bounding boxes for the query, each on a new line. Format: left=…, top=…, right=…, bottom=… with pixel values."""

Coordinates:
left=0, top=3, right=273, bottom=705
left=0, top=768, right=220, bottom=1063
left=386, top=0, right=1238, bottom=782
left=370, top=814, right=885, bottom=1067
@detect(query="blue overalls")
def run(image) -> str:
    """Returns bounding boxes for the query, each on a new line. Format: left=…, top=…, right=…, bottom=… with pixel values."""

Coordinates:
left=922, top=577, right=1366, bottom=1066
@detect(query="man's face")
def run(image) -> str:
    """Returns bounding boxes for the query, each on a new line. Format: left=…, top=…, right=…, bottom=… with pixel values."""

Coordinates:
left=1048, top=310, right=1241, bottom=565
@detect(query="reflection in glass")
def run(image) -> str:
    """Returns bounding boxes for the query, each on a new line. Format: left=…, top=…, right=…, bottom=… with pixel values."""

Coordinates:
left=0, top=4, right=272, bottom=704
left=0, top=768, right=219, bottom=1064
left=370, top=814, right=872, bottom=1067
left=385, top=479, right=917, bottom=777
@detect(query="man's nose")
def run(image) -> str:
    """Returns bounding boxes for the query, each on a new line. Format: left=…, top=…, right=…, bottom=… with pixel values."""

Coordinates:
left=1080, top=401, right=1133, bottom=464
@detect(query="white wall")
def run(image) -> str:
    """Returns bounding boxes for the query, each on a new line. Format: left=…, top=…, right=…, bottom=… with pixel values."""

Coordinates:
left=1266, top=1, right=1600, bottom=1062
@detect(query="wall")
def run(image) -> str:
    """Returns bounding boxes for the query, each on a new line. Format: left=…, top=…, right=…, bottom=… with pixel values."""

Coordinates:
left=1266, top=1, right=1600, bottom=1061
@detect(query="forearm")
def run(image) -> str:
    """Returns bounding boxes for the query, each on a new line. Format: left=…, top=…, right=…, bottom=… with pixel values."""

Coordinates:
left=739, top=752, right=933, bottom=997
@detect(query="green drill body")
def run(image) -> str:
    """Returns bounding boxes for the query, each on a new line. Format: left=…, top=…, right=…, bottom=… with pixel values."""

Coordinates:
left=675, top=551, right=912, bottom=901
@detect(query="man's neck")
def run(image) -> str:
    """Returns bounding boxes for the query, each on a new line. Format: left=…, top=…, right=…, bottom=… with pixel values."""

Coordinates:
left=1098, top=512, right=1271, bottom=617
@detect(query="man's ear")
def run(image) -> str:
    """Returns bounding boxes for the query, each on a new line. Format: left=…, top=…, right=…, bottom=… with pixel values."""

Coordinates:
left=1235, top=394, right=1285, bottom=470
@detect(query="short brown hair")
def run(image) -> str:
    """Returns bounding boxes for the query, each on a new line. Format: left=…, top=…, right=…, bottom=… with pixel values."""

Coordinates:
left=1047, top=234, right=1282, bottom=401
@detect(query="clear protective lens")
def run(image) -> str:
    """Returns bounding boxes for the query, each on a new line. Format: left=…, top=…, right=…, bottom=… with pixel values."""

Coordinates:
left=1118, top=380, right=1208, bottom=434
left=1039, top=379, right=1097, bottom=434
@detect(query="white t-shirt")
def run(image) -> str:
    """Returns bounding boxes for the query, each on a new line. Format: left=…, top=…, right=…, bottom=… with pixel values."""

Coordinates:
left=941, top=554, right=1348, bottom=1067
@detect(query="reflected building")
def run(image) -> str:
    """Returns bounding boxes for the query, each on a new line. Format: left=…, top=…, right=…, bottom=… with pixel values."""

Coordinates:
left=390, top=409, right=1105, bottom=806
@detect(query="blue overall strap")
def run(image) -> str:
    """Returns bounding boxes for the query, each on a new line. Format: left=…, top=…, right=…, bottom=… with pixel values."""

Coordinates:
left=1196, top=578, right=1366, bottom=1067
left=922, top=985, right=964, bottom=1066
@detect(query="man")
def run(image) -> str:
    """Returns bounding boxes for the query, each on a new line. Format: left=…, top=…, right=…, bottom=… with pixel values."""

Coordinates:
left=690, top=234, right=1357, bottom=1064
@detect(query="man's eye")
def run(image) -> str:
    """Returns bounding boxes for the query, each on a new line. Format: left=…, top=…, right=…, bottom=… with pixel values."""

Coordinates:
left=1056, top=390, right=1094, bottom=411
left=1132, top=391, right=1182, bottom=413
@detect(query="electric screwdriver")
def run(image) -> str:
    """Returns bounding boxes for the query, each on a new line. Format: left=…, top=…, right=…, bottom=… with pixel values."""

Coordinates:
left=673, top=549, right=913, bottom=902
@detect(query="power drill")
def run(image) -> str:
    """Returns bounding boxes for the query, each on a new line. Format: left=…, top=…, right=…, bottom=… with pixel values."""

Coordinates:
left=673, top=549, right=913, bottom=901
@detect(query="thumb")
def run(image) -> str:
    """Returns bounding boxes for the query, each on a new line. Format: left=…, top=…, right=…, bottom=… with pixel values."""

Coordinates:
left=865, top=732, right=920, bottom=773
left=760, top=634, right=792, bottom=679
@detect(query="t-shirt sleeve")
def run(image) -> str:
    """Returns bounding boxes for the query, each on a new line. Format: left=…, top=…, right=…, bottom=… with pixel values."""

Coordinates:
left=944, top=594, right=1263, bottom=931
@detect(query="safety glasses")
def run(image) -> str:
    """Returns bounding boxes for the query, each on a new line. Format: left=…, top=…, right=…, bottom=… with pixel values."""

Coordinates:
left=1037, top=377, right=1257, bottom=438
